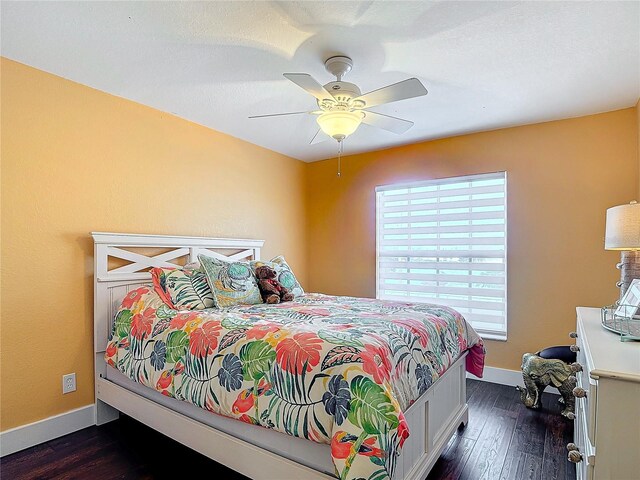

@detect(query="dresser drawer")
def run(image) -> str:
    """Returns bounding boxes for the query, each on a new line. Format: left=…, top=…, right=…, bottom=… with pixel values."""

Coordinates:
left=573, top=394, right=595, bottom=480
left=574, top=323, right=598, bottom=446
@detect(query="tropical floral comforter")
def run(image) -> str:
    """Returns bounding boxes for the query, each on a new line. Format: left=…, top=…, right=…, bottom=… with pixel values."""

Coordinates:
left=105, top=287, right=484, bottom=480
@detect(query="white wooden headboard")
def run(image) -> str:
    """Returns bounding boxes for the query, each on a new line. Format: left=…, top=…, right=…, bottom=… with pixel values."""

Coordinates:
left=92, top=232, right=264, bottom=422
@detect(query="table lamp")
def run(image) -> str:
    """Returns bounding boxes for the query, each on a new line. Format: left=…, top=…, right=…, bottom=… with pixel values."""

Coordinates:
left=605, top=200, right=640, bottom=300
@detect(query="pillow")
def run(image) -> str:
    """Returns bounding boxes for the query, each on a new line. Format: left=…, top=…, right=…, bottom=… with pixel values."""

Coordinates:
left=250, top=255, right=304, bottom=298
left=150, top=263, right=216, bottom=310
left=198, top=254, right=262, bottom=307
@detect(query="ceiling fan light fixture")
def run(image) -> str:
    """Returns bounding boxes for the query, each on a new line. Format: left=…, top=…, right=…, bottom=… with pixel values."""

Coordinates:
left=317, top=111, right=363, bottom=141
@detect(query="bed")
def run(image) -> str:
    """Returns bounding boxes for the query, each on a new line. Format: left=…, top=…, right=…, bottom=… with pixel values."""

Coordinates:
left=93, top=232, right=484, bottom=480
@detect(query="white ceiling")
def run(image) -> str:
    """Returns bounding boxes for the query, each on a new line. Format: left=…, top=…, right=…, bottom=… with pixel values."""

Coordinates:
left=2, top=1, right=639, bottom=162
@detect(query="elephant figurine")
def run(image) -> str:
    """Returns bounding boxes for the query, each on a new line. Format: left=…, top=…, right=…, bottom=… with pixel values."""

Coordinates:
left=515, top=347, right=577, bottom=418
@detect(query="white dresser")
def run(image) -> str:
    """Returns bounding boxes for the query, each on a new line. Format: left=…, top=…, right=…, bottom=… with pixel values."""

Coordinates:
left=570, top=307, right=640, bottom=480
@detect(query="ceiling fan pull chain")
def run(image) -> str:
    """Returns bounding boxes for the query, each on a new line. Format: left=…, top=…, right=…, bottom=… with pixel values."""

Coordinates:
left=337, top=139, right=343, bottom=177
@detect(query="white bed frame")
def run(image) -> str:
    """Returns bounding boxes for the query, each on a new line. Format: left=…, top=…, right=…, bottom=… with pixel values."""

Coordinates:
left=93, top=232, right=469, bottom=480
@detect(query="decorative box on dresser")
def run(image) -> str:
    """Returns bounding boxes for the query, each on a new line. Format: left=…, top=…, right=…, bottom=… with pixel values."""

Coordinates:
left=568, top=307, right=640, bottom=480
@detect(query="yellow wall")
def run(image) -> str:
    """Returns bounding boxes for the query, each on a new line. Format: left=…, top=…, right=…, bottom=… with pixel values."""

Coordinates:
left=0, top=58, right=307, bottom=430
left=305, top=109, right=638, bottom=370
left=637, top=100, right=640, bottom=196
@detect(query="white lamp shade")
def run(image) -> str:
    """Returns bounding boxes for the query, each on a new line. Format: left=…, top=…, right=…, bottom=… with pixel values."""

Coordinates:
left=317, top=111, right=363, bottom=140
left=605, top=201, right=640, bottom=250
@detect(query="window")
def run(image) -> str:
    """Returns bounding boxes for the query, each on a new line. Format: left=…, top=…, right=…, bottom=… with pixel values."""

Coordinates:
left=376, top=172, right=507, bottom=339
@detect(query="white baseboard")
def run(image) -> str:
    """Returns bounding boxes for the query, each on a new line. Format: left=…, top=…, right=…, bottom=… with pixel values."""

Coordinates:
left=468, top=365, right=522, bottom=386
left=468, top=366, right=560, bottom=395
left=0, top=404, right=95, bottom=457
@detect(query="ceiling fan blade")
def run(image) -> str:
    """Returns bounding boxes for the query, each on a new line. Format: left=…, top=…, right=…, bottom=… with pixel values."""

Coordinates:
left=249, top=111, right=310, bottom=119
left=354, top=78, right=428, bottom=109
left=361, top=111, right=414, bottom=134
left=309, top=128, right=329, bottom=145
left=283, top=73, right=333, bottom=101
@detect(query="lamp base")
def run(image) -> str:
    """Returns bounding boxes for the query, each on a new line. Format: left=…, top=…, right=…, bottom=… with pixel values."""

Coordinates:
left=616, top=250, right=640, bottom=300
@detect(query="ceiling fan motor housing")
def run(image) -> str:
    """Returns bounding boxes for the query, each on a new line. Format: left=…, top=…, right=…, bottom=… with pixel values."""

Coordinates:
left=322, top=56, right=364, bottom=107
left=322, top=81, right=362, bottom=105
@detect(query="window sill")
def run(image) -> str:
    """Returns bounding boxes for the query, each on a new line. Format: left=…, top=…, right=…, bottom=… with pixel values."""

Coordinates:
left=477, top=332, right=507, bottom=342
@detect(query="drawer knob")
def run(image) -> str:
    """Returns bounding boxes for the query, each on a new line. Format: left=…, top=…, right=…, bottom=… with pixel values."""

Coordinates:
left=573, top=387, right=587, bottom=398
left=569, top=332, right=578, bottom=338
left=568, top=375, right=577, bottom=383
left=570, top=362, right=583, bottom=372
left=568, top=450, right=583, bottom=463
left=565, top=412, right=576, bottom=420
left=570, top=344, right=580, bottom=353
left=566, top=442, right=579, bottom=451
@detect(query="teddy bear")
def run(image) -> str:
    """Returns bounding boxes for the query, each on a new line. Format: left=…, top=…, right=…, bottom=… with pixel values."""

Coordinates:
left=255, top=265, right=294, bottom=304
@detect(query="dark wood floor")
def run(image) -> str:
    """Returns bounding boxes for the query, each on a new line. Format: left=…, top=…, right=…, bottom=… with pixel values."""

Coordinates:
left=1, top=380, right=575, bottom=480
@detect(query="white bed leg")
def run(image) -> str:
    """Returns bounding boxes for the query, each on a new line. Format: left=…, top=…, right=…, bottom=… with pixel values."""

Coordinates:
left=96, top=398, right=119, bottom=425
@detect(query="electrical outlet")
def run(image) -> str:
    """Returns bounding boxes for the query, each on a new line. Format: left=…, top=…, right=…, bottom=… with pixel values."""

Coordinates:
left=62, top=373, right=76, bottom=394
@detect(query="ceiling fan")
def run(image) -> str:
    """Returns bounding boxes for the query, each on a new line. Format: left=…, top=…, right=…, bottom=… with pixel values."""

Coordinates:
left=249, top=56, right=428, bottom=146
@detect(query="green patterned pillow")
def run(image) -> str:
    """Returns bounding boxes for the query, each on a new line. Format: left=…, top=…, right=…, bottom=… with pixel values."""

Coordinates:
left=198, top=255, right=262, bottom=307
left=150, top=264, right=216, bottom=310
left=250, top=255, right=304, bottom=298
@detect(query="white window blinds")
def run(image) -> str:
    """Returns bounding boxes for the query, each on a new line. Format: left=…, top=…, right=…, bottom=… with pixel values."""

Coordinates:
left=376, top=172, right=507, bottom=338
